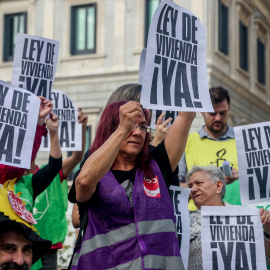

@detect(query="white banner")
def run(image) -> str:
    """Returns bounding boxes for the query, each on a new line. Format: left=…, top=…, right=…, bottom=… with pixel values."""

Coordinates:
left=138, top=48, right=147, bottom=84
left=170, top=186, right=191, bottom=270
left=39, top=89, right=82, bottom=151
left=201, top=206, right=266, bottom=270
left=140, top=0, right=213, bottom=112
left=234, top=122, right=270, bottom=206
left=0, top=80, right=40, bottom=169
left=11, top=33, right=59, bottom=99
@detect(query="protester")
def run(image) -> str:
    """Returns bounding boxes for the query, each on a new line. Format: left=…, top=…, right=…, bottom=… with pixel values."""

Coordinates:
left=0, top=96, right=53, bottom=184
left=186, top=165, right=270, bottom=270
left=14, top=112, right=62, bottom=213
left=71, top=84, right=173, bottom=228
left=31, top=109, right=88, bottom=270
left=68, top=100, right=195, bottom=269
left=0, top=180, right=51, bottom=270
left=179, top=86, right=241, bottom=206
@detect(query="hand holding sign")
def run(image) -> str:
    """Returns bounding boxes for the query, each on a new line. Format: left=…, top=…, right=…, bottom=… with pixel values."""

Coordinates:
left=77, top=108, right=88, bottom=127
left=38, top=96, right=53, bottom=125
left=46, top=112, right=59, bottom=135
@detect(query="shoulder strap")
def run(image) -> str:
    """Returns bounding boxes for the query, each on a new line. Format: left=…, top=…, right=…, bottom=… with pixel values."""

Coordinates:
left=67, top=206, right=88, bottom=270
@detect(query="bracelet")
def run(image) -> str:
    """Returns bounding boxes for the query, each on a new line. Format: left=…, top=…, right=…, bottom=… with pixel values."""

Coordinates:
left=264, top=231, right=270, bottom=239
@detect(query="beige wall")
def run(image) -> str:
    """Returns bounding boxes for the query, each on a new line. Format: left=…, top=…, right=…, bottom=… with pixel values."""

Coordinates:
left=0, top=0, right=270, bottom=165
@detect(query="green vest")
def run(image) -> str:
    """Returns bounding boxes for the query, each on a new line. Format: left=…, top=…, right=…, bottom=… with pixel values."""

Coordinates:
left=186, top=132, right=238, bottom=171
left=223, top=180, right=241, bottom=205
left=14, top=174, right=34, bottom=212
left=31, top=170, right=68, bottom=270
left=32, top=171, right=68, bottom=245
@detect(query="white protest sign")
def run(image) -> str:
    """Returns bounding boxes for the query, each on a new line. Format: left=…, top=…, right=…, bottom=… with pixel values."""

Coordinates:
left=201, top=206, right=266, bottom=270
left=138, top=47, right=182, bottom=129
left=39, top=89, right=82, bottom=151
left=234, top=122, right=270, bottom=206
left=140, top=0, right=213, bottom=112
left=169, top=186, right=190, bottom=270
left=11, top=33, right=59, bottom=99
left=0, top=80, right=40, bottom=169
left=138, top=48, right=147, bottom=84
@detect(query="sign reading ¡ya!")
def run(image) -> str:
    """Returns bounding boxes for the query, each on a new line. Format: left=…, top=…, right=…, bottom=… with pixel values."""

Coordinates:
left=140, top=0, right=213, bottom=113
left=39, top=89, right=82, bottom=151
left=0, top=80, right=40, bottom=169
left=11, top=33, right=59, bottom=100
left=234, top=121, right=270, bottom=206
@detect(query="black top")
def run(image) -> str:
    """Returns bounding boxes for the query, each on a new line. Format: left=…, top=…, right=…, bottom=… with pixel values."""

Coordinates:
left=32, top=155, right=62, bottom=200
left=68, top=141, right=177, bottom=204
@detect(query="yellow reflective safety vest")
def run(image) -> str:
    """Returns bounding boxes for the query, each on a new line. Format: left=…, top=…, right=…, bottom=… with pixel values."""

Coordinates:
left=186, top=132, right=238, bottom=171
left=186, top=132, right=238, bottom=211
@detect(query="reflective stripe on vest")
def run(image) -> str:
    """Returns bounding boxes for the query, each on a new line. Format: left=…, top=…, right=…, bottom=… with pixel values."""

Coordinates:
left=72, top=223, right=137, bottom=266
left=72, top=219, right=177, bottom=267
left=106, top=255, right=183, bottom=270
left=144, top=255, right=184, bottom=270
left=138, top=219, right=177, bottom=237
left=107, top=257, right=143, bottom=270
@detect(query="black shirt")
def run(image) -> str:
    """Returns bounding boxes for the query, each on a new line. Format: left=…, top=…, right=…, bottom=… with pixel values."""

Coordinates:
left=68, top=141, right=177, bottom=204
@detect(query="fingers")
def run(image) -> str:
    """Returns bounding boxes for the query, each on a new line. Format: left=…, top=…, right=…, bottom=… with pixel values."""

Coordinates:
left=120, top=101, right=143, bottom=119
left=231, top=168, right=239, bottom=180
left=157, top=113, right=165, bottom=125
left=260, top=209, right=270, bottom=226
left=39, top=96, right=53, bottom=108
left=50, top=112, right=58, bottom=121
left=118, top=101, right=144, bottom=134
left=77, top=108, right=88, bottom=126
left=161, top=117, right=173, bottom=127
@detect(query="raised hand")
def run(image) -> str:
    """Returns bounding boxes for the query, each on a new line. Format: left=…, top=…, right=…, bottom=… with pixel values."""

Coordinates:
left=117, top=101, right=144, bottom=135
left=151, top=113, right=172, bottom=146
left=38, top=96, right=53, bottom=125
left=77, top=108, right=88, bottom=126
left=45, top=113, right=59, bottom=135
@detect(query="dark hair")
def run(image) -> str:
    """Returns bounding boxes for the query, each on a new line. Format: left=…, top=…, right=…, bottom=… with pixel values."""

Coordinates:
left=90, top=100, right=153, bottom=178
left=0, top=218, right=52, bottom=264
left=106, top=84, right=142, bottom=106
left=209, top=86, right=230, bottom=106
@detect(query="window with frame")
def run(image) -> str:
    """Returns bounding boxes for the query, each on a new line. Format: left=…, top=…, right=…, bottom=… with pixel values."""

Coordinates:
left=257, top=39, right=265, bottom=85
left=145, top=0, right=161, bottom=47
left=239, top=21, right=248, bottom=71
left=3, top=12, right=27, bottom=62
left=218, top=0, right=229, bottom=55
left=70, top=4, right=96, bottom=55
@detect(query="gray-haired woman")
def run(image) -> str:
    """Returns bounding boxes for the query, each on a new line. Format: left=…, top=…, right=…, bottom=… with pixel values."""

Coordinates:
left=186, top=165, right=270, bottom=270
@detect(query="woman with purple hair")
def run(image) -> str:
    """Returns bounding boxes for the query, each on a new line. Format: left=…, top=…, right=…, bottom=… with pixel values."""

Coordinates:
left=68, top=100, right=195, bottom=270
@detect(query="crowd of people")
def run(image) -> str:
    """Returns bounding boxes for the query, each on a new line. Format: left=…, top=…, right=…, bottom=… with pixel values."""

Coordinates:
left=1, top=84, right=270, bottom=270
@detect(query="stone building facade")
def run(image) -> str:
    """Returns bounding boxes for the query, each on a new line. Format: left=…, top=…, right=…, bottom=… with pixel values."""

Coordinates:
left=1, top=0, right=269, bottom=266
left=1, top=0, right=269, bottom=142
